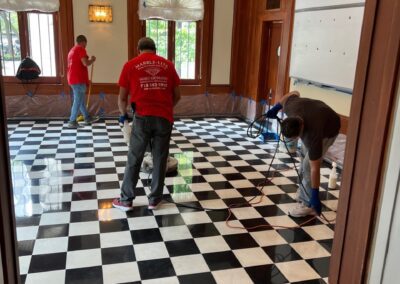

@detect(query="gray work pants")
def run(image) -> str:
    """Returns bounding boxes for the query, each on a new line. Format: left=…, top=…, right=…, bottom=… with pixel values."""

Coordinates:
left=120, top=115, right=172, bottom=203
left=298, top=135, right=338, bottom=206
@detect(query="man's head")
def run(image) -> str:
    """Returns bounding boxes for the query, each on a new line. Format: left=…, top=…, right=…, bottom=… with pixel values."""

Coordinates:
left=281, top=117, right=303, bottom=139
left=76, top=35, right=87, bottom=47
left=137, top=37, right=156, bottom=54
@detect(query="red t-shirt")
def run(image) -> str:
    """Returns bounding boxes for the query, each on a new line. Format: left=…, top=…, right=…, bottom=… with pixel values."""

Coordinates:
left=67, top=45, right=89, bottom=85
left=118, top=53, right=180, bottom=123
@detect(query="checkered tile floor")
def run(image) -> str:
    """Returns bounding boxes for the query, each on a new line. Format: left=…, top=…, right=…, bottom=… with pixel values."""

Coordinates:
left=8, top=118, right=339, bottom=284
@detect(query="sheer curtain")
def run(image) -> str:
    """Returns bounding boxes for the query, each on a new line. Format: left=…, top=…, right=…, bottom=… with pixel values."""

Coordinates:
left=0, top=0, right=59, bottom=12
left=138, top=0, right=204, bottom=21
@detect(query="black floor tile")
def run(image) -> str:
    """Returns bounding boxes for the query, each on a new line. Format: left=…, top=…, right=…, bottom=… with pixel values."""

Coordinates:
left=131, top=228, right=163, bottom=244
left=100, top=219, right=129, bottom=233
left=263, top=244, right=302, bottom=263
left=203, top=251, right=241, bottom=271
left=137, top=258, right=176, bottom=280
left=155, top=214, right=185, bottom=227
left=37, top=224, right=69, bottom=239
left=245, top=264, right=288, bottom=284
left=68, top=234, right=101, bottom=251
left=165, top=239, right=200, bottom=257
left=65, top=266, right=103, bottom=284
left=188, top=223, right=220, bottom=238
left=28, top=252, right=67, bottom=273
left=101, top=245, right=135, bottom=265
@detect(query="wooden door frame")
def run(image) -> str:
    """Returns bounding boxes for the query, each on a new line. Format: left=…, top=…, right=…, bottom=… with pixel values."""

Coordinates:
left=330, top=0, right=400, bottom=283
left=0, top=75, right=20, bottom=283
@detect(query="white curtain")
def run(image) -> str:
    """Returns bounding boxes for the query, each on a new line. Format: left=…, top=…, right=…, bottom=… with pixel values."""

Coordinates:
left=138, top=0, right=204, bottom=21
left=0, top=0, right=59, bottom=12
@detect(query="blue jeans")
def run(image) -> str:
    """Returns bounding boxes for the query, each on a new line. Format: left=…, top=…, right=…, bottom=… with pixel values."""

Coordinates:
left=120, top=115, right=172, bottom=203
left=69, top=84, right=89, bottom=122
left=298, top=135, right=338, bottom=207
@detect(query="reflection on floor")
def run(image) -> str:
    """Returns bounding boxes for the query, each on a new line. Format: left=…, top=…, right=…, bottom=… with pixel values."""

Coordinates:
left=8, top=118, right=339, bottom=284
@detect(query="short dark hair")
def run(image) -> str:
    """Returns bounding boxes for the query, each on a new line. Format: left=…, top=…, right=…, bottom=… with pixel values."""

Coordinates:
left=138, top=37, right=156, bottom=51
left=76, top=35, right=87, bottom=44
left=281, top=117, right=302, bottom=138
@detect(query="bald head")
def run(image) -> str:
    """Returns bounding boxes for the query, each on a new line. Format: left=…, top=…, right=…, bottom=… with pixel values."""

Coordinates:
left=137, top=37, right=156, bottom=53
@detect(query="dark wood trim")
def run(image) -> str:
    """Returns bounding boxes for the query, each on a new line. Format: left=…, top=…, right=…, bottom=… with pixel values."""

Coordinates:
left=0, top=76, right=20, bottom=284
left=198, top=0, right=214, bottom=92
left=127, top=0, right=142, bottom=60
left=231, top=0, right=293, bottom=102
left=17, top=13, right=28, bottom=59
left=4, top=83, right=64, bottom=96
left=207, top=85, right=231, bottom=94
left=58, top=0, right=74, bottom=94
left=283, top=0, right=295, bottom=96
left=330, top=0, right=400, bottom=282
left=91, top=83, right=119, bottom=94
left=339, top=115, right=348, bottom=134
left=3, top=82, right=122, bottom=96
left=205, top=0, right=215, bottom=87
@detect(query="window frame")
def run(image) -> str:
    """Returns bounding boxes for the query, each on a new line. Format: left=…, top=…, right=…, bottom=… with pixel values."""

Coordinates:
left=142, top=19, right=202, bottom=85
left=0, top=10, right=61, bottom=84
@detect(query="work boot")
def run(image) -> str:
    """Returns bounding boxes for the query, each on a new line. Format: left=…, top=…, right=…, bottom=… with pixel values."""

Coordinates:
left=83, top=116, right=100, bottom=125
left=67, top=121, right=83, bottom=129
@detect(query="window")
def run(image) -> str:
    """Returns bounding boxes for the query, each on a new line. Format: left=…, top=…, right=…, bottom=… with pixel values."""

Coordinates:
left=0, top=10, right=58, bottom=79
left=145, top=19, right=200, bottom=82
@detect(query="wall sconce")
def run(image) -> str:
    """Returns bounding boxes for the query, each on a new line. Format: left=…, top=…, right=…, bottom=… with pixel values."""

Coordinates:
left=88, top=5, right=113, bottom=23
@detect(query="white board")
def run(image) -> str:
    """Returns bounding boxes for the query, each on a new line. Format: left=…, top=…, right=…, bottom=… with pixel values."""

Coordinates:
left=289, top=2, right=364, bottom=92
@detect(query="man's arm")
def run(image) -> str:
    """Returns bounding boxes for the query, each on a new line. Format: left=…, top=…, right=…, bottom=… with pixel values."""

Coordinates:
left=173, top=86, right=181, bottom=107
left=265, top=91, right=300, bottom=118
left=118, top=87, right=129, bottom=115
left=81, top=56, right=96, bottom=66
left=309, top=159, right=321, bottom=189
left=309, top=158, right=322, bottom=215
left=279, top=90, right=300, bottom=107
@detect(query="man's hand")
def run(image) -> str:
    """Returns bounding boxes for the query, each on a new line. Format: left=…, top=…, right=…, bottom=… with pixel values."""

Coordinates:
left=310, top=188, right=322, bottom=215
left=265, top=103, right=283, bottom=119
left=91, top=56, right=96, bottom=62
left=118, top=113, right=128, bottom=126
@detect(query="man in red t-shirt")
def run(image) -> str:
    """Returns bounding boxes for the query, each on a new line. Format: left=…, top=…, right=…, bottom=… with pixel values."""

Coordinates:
left=67, top=35, right=99, bottom=128
left=113, top=37, right=181, bottom=211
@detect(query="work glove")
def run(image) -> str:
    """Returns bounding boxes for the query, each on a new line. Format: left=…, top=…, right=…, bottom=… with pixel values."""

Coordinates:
left=265, top=103, right=283, bottom=118
left=118, top=113, right=129, bottom=126
left=310, top=188, right=322, bottom=216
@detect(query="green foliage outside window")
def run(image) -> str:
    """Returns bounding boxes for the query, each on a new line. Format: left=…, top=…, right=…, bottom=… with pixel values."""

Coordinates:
left=146, top=19, right=168, bottom=59
left=0, top=11, right=21, bottom=60
left=146, top=19, right=196, bottom=79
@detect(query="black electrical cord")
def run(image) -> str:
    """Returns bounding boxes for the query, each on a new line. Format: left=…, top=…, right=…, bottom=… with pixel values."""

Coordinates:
left=154, top=116, right=288, bottom=211
left=141, top=116, right=333, bottom=226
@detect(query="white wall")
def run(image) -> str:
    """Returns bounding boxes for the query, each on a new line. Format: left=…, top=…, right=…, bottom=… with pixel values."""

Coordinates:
left=290, top=80, right=351, bottom=116
left=72, top=0, right=128, bottom=83
left=210, top=0, right=234, bottom=85
left=368, top=77, right=400, bottom=283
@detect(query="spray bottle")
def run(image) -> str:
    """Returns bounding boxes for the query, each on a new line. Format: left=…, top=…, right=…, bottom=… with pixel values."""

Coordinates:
left=328, top=161, right=337, bottom=189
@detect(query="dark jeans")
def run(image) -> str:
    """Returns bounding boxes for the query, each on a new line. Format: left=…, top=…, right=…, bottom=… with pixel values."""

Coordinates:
left=120, top=115, right=172, bottom=203
left=298, top=135, right=338, bottom=206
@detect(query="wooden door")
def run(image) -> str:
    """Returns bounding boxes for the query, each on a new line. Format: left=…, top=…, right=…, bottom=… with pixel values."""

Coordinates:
left=258, top=21, right=283, bottom=103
